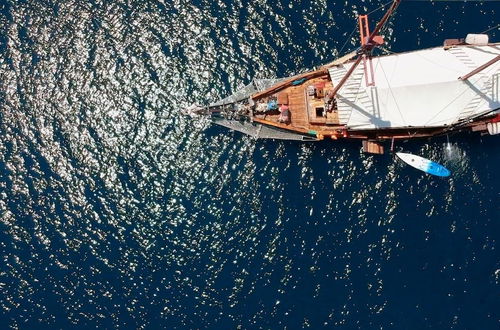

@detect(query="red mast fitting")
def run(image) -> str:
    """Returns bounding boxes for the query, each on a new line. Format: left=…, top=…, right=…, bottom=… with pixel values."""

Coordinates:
left=358, top=15, right=384, bottom=49
left=358, top=15, right=380, bottom=86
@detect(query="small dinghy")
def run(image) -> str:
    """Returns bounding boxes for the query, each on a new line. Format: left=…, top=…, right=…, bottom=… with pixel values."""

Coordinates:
left=396, top=152, right=451, bottom=177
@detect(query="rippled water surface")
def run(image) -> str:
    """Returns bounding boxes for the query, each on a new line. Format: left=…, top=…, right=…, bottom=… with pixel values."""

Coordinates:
left=1, top=0, right=499, bottom=328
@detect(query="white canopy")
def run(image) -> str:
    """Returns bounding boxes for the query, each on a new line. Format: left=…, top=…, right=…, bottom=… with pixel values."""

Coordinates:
left=329, top=43, right=500, bottom=129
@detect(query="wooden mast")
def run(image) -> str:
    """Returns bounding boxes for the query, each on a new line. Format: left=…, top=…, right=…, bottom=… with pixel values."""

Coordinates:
left=459, top=54, right=500, bottom=81
left=251, top=69, right=327, bottom=100
left=366, top=0, right=402, bottom=49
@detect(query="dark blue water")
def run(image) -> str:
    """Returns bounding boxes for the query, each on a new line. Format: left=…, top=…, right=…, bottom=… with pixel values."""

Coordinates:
left=1, top=0, right=499, bottom=328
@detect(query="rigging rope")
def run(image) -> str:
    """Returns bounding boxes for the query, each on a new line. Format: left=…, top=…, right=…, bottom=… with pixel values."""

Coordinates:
left=337, top=26, right=359, bottom=56
left=379, top=59, right=407, bottom=126
left=424, top=73, right=489, bottom=127
left=480, top=24, right=500, bottom=34
left=367, top=0, right=395, bottom=15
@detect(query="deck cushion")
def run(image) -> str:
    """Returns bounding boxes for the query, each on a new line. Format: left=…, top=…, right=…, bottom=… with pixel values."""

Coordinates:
left=277, top=92, right=289, bottom=105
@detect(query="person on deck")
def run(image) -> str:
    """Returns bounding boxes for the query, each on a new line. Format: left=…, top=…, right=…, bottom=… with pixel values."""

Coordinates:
left=278, top=105, right=290, bottom=123
left=267, top=99, right=278, bottom=111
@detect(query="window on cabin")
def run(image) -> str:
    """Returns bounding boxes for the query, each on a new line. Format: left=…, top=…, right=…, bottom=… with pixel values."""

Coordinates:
left=315, top=107, right=324, bottom=117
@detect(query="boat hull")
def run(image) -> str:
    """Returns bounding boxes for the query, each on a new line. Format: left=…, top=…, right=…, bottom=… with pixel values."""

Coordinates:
left=190, top=42, right=500, bottom=152
left=213, top=118, right=318, bottom=141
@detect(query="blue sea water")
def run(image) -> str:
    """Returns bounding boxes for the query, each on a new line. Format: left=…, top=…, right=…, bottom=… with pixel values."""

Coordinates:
left=0, top=0, right=499, bottom=328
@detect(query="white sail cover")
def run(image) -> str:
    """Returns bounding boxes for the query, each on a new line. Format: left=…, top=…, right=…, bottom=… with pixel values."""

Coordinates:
left=329, top=43, right=500, bottom=129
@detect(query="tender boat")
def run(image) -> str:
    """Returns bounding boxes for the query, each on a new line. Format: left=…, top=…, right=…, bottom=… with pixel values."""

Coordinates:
left=186, top=0, right=500, bottom=154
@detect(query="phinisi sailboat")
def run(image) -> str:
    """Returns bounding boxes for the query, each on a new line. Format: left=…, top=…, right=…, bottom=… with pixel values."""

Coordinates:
left=186, top=0, right=500, bottom=154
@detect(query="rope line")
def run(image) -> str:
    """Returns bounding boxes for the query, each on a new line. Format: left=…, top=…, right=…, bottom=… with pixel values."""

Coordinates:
left=367, top=0, right=395, bottom=15
left=337, top=26, right=359, bottom=56
left=379, top=59, right=407, bottom=126
left=424, top=73, right=488, bottom=126
left=480, top=23, right=500, bottom=34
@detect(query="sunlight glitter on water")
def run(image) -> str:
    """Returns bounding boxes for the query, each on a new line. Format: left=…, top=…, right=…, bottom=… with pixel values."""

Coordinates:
left=1, top=0, right=499, bottom=328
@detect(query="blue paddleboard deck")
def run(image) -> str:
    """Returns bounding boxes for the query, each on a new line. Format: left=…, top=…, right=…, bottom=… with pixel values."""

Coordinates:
left=396, top=152, right=451, bottom=177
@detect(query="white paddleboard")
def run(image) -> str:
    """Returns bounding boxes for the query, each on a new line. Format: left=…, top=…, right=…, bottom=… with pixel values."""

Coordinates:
left=396, top=152, right=450, bottom=177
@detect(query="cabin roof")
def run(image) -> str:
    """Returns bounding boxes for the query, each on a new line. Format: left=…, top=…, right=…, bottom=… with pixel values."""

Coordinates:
left=328, top=44, right=500, bottom=129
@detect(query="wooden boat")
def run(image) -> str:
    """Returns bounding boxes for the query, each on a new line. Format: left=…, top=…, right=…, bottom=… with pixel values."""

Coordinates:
left=186, top=0, right=500, bottom=154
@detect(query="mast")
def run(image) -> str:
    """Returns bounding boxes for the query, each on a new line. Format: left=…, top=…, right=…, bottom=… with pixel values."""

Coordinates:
left=459, top=54, right=500, bottom=81
left=253, top=0, right=401, bottom=102
left=326, top=0, right=402, bottom=101
left=366, top=0, right=402, bottom=49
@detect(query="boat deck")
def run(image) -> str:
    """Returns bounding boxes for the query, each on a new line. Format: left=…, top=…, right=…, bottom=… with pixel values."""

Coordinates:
left=253, top=77, right=341, bottom=132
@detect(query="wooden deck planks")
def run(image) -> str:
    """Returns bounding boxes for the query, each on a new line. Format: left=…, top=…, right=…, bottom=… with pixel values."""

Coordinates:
left=288, top=85, right=308, bottom=128
left=254, top=77, right=342, bottom=133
